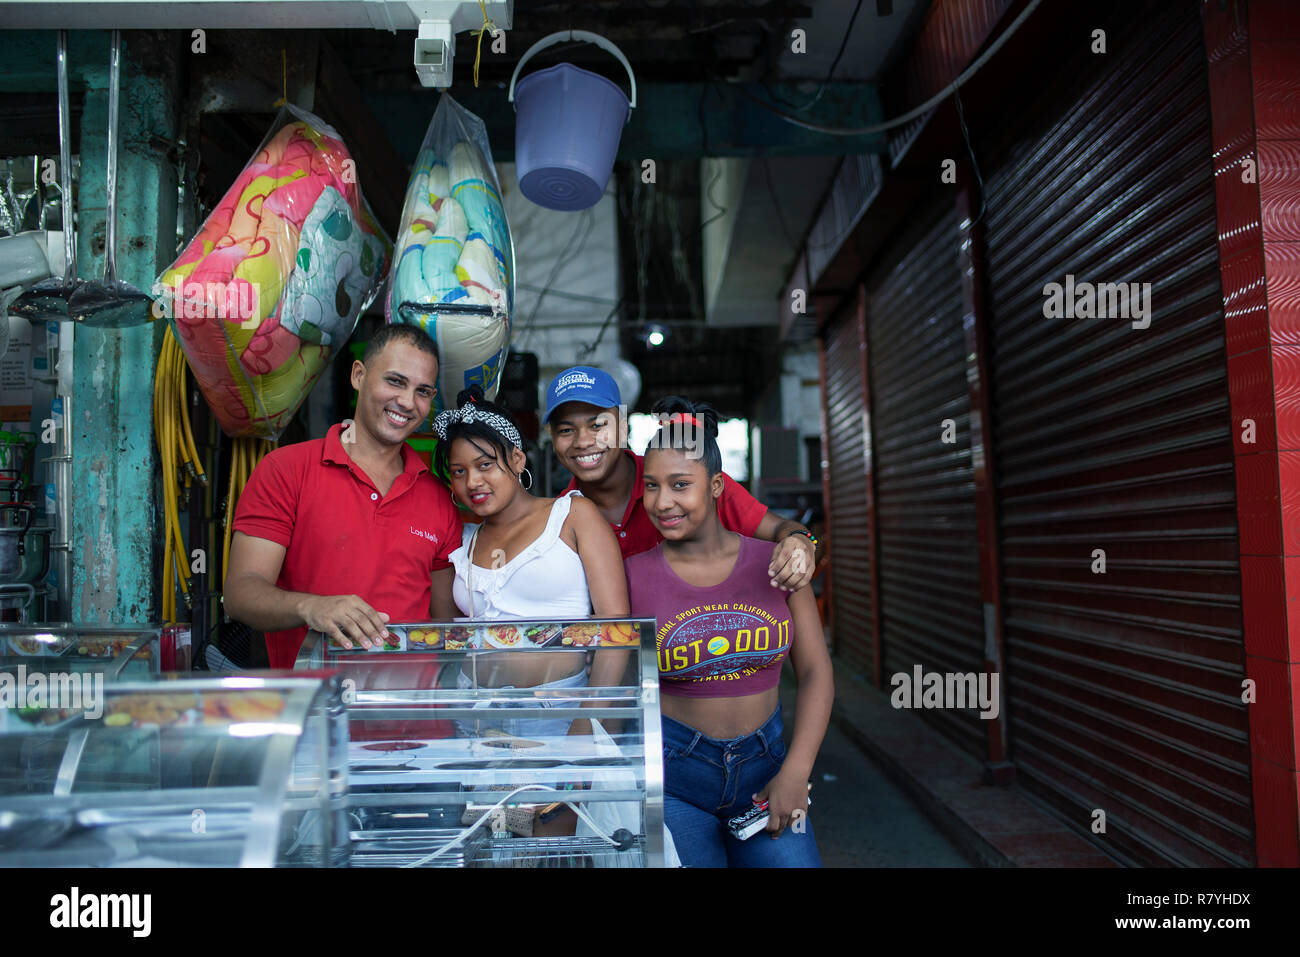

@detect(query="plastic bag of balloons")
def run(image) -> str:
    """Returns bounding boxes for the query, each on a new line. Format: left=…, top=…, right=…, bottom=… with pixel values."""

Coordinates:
left=153, top=104, right=391, bottom=439
left=386, top=93, right=515, bottom=415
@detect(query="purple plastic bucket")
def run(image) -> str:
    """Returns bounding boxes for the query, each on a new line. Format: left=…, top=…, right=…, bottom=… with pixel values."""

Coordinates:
left=513, top=60, right=632, bottom=211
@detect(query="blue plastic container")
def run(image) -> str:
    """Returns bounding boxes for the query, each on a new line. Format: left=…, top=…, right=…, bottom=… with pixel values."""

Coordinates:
left=510, top=31, right=636, bottom=212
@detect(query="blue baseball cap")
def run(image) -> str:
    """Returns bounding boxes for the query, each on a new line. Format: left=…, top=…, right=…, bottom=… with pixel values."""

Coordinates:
left=544, top=366, right=622, bottom=423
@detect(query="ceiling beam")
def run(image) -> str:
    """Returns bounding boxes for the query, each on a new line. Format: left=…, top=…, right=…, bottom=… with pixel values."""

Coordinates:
left=366, top=81, right=884, bottom=162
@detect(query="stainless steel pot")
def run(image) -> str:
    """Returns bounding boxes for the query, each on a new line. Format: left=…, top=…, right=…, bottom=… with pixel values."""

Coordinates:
left=0, top=505, right=50, bottom=584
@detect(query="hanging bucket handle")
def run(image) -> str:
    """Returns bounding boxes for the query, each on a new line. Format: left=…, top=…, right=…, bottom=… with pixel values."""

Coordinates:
left=508, top=30, right=637, bottom=113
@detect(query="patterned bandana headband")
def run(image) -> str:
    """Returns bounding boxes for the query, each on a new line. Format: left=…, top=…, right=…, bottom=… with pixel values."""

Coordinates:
left=432, top=401, right=523, bottom=451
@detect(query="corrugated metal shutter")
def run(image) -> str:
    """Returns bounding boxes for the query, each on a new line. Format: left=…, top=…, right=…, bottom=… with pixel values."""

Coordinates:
left=821, top=306, right=875, bottom=678
left=984, top=3, right=1251, bottom=865
left=866, top=208, right=986, bottom=757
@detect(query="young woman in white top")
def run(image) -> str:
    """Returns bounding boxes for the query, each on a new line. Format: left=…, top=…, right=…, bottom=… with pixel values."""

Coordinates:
left=433, top=386, right=629, bottom=730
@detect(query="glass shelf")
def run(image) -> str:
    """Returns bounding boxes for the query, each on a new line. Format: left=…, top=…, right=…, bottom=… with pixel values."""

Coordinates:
left=295, top=617, right=666, bottom=867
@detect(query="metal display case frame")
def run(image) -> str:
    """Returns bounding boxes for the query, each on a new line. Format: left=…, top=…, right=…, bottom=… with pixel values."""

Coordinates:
left=0, top=673, right=347, bottom=867
left=295, top=617, right=666, bottom=868
left=0, top=623, right=163, bottom=680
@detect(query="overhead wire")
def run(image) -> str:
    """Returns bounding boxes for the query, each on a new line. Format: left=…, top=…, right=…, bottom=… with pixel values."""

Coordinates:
left=767, top=0, right=866, bottom=114
left=953, top=84, right=987, bottom=227
left=736, top=0, right=1045, bottom=137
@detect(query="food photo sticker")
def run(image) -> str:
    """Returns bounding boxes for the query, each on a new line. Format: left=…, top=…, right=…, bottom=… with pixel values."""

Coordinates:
left=12, top=703, right=85, bottom=729
left=522, top=622, right=563, bottom=647
left=405, top=626, right=444, bottom=650
left=484, top=624, right=523, bottom=648
left=442, top=624, right=476, bottom=650
left=325, top=621, right=642, bottom=652
left=600, top=622, right=640, bottom=646
left=75, top=634, right=149, bottom=659
left=492, top=620, right=640, bottom=648
left=558, top=622, right=606, bottom=647
left=102, top=692, right=200, bottom=729
left=101, top=690, right=288, bottom=729
left=6, top=633, right=69, bottom=657
left=330, top=627, right=406, bottom=652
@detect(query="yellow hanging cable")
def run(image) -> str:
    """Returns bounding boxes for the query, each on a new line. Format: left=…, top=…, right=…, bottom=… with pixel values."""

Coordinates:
left=177, top=355, right=205, bottom=485
left=215, top=427, right=280, bottom=602
left=222, top=436, right=246, bottom=578
left=164, top=336, right=180, bottom=616
left=165, top=335, right=191, bottom=592
left=155, top=328, right=205, bottom=623
left=164, top=352, right=185, bottom=608
left=471, top=0, right=498, bottom=87
left=171, top=339, right=193, bottom=490
left=156, top=335, right=177, bottom=622
left=153, top=343, right=171, bottom=623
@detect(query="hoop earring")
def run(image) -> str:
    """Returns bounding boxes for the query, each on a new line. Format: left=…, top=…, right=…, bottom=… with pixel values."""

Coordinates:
left=519, top=467, right=534, bottom=491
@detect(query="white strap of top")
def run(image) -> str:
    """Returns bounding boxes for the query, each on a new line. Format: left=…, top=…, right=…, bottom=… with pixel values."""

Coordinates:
left=464, top=491, right=580, bottom=618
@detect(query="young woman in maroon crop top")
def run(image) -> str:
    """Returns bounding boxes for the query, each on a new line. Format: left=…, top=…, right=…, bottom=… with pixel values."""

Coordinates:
left=625, top=397, right=834, bottom=867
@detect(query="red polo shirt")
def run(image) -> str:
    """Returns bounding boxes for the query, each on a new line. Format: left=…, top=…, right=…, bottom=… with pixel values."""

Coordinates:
left=564, top=451, right=767, bottom=560
left=233, top=423, right=461, bottom=668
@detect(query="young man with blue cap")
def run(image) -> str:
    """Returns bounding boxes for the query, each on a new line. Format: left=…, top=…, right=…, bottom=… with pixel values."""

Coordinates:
left=544, top=365, right=819, bottom=591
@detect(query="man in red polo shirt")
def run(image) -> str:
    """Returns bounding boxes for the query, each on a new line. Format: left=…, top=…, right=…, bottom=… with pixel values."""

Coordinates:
left=224, top=324, right=461, bottom=668
left=544, top=366, right=819, bottom=590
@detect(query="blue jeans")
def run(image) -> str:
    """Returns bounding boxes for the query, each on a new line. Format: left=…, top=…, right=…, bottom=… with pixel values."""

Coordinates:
left=662, top=707, right=821, bottom=868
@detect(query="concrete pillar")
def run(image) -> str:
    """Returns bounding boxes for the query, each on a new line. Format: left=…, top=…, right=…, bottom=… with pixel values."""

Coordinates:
left=70, top=32, right=178, bottom=622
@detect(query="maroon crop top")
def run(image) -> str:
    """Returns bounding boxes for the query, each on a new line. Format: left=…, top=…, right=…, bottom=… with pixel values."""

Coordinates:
left=625, top=536, right=793, bottom=698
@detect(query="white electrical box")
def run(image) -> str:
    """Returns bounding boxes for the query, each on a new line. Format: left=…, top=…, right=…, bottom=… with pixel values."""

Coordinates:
left=415, top=20, right=456, bottom=88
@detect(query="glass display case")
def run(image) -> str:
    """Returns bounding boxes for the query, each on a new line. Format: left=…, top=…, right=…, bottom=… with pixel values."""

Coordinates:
left=0, top=624, right=164, bottom=680
left=294, top=618, right=666, bottom=868
left=0, top=673, right=348, bottom=867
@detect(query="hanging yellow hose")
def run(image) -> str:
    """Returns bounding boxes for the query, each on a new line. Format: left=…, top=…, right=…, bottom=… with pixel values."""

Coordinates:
left=156, top=328, right=279, bottom=622
left=153, top=328, right=207, bottom=623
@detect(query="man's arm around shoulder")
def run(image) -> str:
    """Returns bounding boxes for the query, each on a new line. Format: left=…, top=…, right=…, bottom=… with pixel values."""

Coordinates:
left=719, top=473, right=819, bottom=592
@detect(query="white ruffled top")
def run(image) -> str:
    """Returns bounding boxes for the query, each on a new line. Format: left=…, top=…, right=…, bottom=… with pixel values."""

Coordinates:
left=450, top=490, right=591, bottom=619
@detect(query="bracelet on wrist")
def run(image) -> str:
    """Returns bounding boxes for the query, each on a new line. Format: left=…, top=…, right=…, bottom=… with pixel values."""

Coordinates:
left=785, top=527, right=820, bottom=549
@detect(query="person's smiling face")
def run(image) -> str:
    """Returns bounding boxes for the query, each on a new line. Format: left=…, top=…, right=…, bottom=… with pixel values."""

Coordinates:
left=350, top=340, right=437, bottom=446
left=642, top=446, right=724, bottom=540
left=549, top=401, right=624, bottom=483
left=447, top=436, right=526, bottom=517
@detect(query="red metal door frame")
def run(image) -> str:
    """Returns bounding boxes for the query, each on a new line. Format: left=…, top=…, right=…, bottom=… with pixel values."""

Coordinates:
left=1203, top=0, right=1300, bottom=867
left=958, top=187, right=1015, bottom=782
left=817, top=340, right=835, bottom=645
left=856, top=285, right=885, bottom=689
